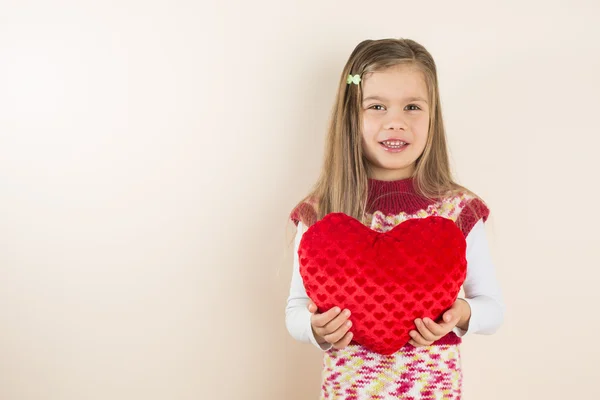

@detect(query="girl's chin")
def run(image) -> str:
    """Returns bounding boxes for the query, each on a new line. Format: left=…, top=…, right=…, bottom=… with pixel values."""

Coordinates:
left=364, top=149, right=418, bottom=170
left=365, top=162, right=416, bottom=179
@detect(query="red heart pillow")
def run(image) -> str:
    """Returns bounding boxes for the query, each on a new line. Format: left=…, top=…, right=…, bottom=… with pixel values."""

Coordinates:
left=298, top=213, right=467, bottom=355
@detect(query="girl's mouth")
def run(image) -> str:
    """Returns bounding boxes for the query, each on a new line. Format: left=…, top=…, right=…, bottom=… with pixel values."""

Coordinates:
left=380, top=140, right=409, bottom=152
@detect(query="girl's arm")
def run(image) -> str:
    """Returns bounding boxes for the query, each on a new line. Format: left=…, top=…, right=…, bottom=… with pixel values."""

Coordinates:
left=452, top=218, right=505, bottom=336
left=285, top=222, right=333, bottom=351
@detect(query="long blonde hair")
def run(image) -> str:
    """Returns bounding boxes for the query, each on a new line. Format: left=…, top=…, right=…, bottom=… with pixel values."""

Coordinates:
left=292, top=38, right=486, bottom=228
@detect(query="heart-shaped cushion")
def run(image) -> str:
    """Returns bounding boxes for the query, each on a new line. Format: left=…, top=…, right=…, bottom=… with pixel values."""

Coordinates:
left=298, top=213, right=467, bottom=355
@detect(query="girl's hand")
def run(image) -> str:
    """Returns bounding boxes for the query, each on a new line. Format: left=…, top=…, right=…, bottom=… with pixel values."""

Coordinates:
left=409, top=299, right=471, bottom=347
left=307, top=300, right=354, bottom=349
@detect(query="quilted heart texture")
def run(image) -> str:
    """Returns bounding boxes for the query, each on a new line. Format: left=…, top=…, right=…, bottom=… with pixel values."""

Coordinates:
left=298, top=213, right=467, bottom=355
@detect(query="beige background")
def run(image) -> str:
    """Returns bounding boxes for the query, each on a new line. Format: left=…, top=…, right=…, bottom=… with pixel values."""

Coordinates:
left=0, top=1, right=598, bottom=399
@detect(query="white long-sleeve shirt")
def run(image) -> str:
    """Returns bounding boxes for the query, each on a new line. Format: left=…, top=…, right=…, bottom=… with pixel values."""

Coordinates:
left=285, top=218, right=505, bottom=351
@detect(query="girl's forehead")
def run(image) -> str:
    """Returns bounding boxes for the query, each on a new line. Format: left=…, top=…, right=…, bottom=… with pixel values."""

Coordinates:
left=364, top=67, right=426, bottom=89
left=362, top=66, right=428, bottom=100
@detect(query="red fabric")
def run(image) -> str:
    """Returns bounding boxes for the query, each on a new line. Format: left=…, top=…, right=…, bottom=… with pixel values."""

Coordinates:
left=298, top=213, right=467, bottom=355
left=366, top=177, right=436, bottom=216
left=456, top=197, right=490, bottom=238
left=290, top=201, right=317, bottom=227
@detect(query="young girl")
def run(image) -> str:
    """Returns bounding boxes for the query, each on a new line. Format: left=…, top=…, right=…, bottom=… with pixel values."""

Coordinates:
left=285, top=38, right=504, bottom=399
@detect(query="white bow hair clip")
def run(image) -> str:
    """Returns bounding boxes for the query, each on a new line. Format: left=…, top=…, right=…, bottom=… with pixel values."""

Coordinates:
left=347, top=74, right=361, bottom=85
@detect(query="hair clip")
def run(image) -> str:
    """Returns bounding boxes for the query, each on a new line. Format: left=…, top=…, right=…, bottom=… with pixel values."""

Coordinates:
left=347, top=74, right=361, bottom=85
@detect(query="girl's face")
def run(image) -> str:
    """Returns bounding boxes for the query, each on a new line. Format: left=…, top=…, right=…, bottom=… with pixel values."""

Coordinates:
left=360, top=64, right=430, bottom=180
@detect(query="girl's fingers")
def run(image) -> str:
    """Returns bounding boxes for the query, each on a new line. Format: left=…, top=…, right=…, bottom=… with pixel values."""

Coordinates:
left=437, top=312, right=461, bottom=331
left=415, top=319, right=438, bottom=342
left=323, top=309, right=351, bottom=333
left=333, top=331, right=354, bottom=349
left=324, top=319, right=352, bottom=343
left=311, top=306, right=342, bottom=328
left=422, top=317, right=447, bottom=336
left=409, top=329, right=433, bottom=346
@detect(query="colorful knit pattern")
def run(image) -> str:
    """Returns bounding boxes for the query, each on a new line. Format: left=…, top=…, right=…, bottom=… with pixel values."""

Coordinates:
left=320, top=344, right=462, bottom=399
left=367, top=192, right=479, bottom=233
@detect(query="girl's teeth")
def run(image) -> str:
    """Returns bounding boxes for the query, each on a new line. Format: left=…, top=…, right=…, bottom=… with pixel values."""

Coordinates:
left=382, top=140, right=407, bottom=148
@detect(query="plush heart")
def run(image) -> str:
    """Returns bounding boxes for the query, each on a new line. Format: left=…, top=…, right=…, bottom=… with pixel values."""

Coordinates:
left=298, top=213, right=467, bottom=355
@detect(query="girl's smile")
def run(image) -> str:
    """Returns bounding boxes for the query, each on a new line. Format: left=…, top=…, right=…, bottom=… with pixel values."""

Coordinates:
left=379, top=139, right=410, bottom=152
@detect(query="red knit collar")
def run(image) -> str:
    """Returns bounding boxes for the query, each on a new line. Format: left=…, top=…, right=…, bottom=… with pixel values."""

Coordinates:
left=366, top=176, right=436, bottom=216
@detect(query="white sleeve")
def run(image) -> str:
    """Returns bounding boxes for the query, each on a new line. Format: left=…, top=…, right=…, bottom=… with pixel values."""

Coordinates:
left=452, top=218, right=505, bottom=337
left=285, top=222, right=333, bottom=351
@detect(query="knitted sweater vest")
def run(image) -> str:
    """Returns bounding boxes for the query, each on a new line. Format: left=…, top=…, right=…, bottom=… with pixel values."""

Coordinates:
left=290, top=177, right=490, bottom=399
left=291, top=177, right=488, bottom=242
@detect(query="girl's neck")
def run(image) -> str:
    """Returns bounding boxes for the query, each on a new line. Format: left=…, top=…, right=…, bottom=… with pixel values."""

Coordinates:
left=367, top=175, right=413, bottom=184
left=367, top=165, right=415, bottom=182
left=366, top=175, right=435, bottom=216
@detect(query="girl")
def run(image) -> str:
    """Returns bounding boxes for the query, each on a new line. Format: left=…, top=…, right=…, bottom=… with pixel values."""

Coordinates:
left=285, top=38, right=504, bottom=399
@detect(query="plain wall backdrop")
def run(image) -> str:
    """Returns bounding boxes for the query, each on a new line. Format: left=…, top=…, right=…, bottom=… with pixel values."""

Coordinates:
left=1, top=1, right=599, bottom=399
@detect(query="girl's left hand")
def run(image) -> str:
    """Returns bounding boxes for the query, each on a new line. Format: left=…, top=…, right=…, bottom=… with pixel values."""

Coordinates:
left=409, top=299, right=471, bottom=347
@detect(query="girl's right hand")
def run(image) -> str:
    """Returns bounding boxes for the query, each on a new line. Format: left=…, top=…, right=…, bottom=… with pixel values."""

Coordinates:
left=307, top=300, right=353, bottom=349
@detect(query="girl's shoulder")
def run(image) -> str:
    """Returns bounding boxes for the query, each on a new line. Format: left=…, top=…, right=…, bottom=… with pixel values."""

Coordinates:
left=289, top=196, right=319, bottom=228
left=439, top=190, right=490, bottom=238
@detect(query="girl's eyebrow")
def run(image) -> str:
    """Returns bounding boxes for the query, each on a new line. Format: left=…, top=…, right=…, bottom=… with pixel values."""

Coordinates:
left=362, top=95, right=428, bottom=104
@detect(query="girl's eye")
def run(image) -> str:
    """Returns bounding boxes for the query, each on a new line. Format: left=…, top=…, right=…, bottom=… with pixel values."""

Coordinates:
left=368, top=104, right=421, bottom=111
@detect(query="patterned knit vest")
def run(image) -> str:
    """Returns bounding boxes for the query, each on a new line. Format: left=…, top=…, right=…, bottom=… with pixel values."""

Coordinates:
left=291, top=177, right=489, bottom=399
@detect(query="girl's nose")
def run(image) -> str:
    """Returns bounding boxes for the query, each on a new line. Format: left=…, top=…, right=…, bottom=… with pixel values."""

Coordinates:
left=384, top=111, right=408, bottom=130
